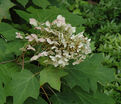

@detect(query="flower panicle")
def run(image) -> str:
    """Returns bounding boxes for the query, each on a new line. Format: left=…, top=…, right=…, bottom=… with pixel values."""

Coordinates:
left=16, top=15, right=91, bottom=67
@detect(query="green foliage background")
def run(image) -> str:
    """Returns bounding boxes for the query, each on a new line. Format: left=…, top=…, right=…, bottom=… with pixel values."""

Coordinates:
left=0, top=0, right=120, bottom=104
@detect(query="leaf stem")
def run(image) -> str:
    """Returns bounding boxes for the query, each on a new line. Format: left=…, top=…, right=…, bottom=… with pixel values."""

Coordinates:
left=40, top=86, right=51, bottom=104
left=22, top=53, right=25, bottom=70
left=0, top=59, right=16, bottom=64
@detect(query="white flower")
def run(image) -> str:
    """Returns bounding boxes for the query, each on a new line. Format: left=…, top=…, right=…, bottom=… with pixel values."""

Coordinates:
left=19, top=47, right=26, bottom=51
left=30, top=55, right=39, bottom=61
left=29, top=18, right=37, bottom=26
left=52, top=15, right=65, bottom=27
left=51, top=46, right=57, bottom=49
left=45, top=21, right=50, bottom=27
left=46, top=38, right=53, bottom=44
left=35, top=26, right=41, bottom=30
left=27, top=45, right=36, bottom=51
left=50, top=56, right=57, bottom=61
left=53, top=62, right=59, bottom=67
left=55, top=54, right=61, bottom=58
left=57, top=15, right=65, bottom=23
left=71, top=27, right=76, bottom=33
left=16, top=32, right=23, bottom=39
left=31, top=34, right=38, bottom=42
left=73, top=61, right=80, bottom=65
left=38, top=38, right=45, bottom=42
left=25, top=35, right=34, bottom=42
left=41, top=51, right=48, bottom=56
left=78, top=43, right=83, bottom=48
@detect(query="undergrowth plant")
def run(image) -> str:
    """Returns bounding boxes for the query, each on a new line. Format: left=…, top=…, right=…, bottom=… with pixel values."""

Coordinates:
left=65, top=0, right=121, bottom=103
left=0, top=0, right=116, bottom=104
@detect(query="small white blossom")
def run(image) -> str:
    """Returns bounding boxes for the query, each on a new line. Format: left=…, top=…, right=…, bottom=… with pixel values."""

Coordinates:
left=46, top=38, right=53, bottom=44
left=25, top=35, right=34, bottom=42
left=31, top=34, right=38, bottom=42
left=35, top=27, right=41, bottom=30
left=29, top=18, right=38, bottom=26
left=38, top=38, right=45, bottom=42
left=52, top=15, right=66, bottom=27
left=30, top=55, right=39, bottom=61
left=45, top=21, right=50, bottom=27
left=41, top=51, right=48, bottom=56
left=16, top=32, right=23, bottom=39
left=27, top=45, right=36, bottom=51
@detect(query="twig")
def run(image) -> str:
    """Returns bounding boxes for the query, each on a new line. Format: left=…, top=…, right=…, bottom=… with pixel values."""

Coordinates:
left=40, top=86, right=51, bottom=104
left=48, top=86, right=57, bottom=96
left=17, top=60, right=31, bottom=65
left=32, top=71, right=40, bottom=77
left=0, top=59, right=16, bottom=64
left=22, top=53, right=24, bottom=70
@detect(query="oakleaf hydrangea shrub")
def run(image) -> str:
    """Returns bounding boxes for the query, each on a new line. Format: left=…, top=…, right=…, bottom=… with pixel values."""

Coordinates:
left=16, top=15, right=91, bottom=67
left=0, top=0, right=116, bottom=104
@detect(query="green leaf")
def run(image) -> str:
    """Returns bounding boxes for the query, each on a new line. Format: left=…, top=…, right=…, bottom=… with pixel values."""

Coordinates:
left=0, top=63, right=20, bottom=103
left=64, top=69, right=90, bottom=92
left=10, top=70, right=40, bottom=104
left=17, top=0, right=29, bottom=7
left=32, top=0, right=50, bottom=8
left=0, top=81, right=6, bottom=104
left=40, top=66, right=67, bottom=91
left=0, top=39, right=24, bottom=61
left=0, top=63, right=19, bottom=85
left=0, top=0, right=14, bottom=20
left=24, top=97, right=48, bottom=104
left=0, top=23, right=18, bottom=41
left=64, top=54, right=115, bottom=92
left=15, top=6, right=84, bottom=26
left=51, top=86, right=115, bottom=104
left=73, top=86, right=115, bottom=104
left=51, top=90, right=82, bottom=104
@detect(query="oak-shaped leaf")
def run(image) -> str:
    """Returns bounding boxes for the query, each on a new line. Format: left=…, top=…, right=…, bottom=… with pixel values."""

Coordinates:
left=0, top=23, right=19, bottom=41
left=32, top=0, right=50, bottom=8
left=24, top=97, right=48, bottom=104
left=51, top=86, right=115, bottom=104
left=0, top=63, right=20, bottom=104
left=64, top=54, right=115, bottom=92
left=16, top=0, right=29, bottom=7
left=10, top=70, right=40, bottom=104
left=15, top=6, right=84, bottom=27
left=40, top=66, right=67, bottom=91
left=0, top=38, right=24, bottom=62
left=0, top=0, right=14, bottom=20
left=73, top=86, right=115, bottom=104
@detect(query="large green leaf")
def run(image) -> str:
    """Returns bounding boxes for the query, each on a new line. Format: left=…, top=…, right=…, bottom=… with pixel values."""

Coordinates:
left=10, top=70, right=40, bottom=104
left=15, top=6, right=84, bottom=26
left=32, top=0, right=50, bottom=8
left=0, top=0, right=14, bottom=20
left=0, top=63, right=20, bottom=104
left=24, top=97, right=48, bottom=104
left=64, top=54, right=115, bottom=92
left=73, top=86, right=115, bottom=104
left=40, top=66, right=67, bottom=91
left=0, top=39, right=24, bottom=61
left=0, top=63, right=19, bottom=85
left=51, top=86, right=82, bottom=104
left=0, top=80, right=6, bottom=104
left=0, top=23, right=18, bottom=41
left=64, top=69, right=90, bottom=92
left=51, top=86, right=115, bottom=104
left=16, top=0, right=29, bottom=7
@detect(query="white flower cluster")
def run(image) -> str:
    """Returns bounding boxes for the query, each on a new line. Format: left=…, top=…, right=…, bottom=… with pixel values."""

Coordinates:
left=16, top=15, right=91, bottom=67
